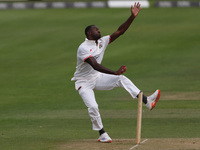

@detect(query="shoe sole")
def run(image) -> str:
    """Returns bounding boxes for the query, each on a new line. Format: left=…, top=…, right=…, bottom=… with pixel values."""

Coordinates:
left=151, top=89, right=161, bottom=110
left=98, top=139, right=112, bottom=143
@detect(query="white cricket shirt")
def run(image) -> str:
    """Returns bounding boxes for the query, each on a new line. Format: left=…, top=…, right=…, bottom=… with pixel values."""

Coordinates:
left=71, top=35, right=111, bottom=81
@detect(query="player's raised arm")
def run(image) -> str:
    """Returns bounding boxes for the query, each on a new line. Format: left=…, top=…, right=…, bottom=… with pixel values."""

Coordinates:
left=110, top=2, right=142, bottom=44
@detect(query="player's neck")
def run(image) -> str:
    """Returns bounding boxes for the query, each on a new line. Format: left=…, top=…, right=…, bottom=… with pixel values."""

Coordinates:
left=87, top=37, right=98, bottom=45
left=95, top=40, right=98, bottom=45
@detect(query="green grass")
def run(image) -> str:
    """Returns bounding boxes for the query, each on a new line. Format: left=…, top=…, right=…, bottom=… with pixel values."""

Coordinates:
left=0, top=7, right=200, bottom=150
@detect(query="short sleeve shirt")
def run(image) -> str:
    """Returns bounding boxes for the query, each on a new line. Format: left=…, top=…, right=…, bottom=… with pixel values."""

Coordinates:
left=71, top=35, right=111, bottom=81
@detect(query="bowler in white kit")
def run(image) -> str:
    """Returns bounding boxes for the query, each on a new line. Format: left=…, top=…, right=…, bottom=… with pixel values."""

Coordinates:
left=71, top=2, right=160, bottom=143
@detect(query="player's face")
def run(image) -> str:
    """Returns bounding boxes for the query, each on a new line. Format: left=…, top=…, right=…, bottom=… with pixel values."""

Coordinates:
left=90, top=26, right=101, bottom=40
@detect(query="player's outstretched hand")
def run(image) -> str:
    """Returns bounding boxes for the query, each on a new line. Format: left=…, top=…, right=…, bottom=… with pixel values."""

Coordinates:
left=115, top=66, right=127, bottom=75
left=131, top=2, right=142, bottom=18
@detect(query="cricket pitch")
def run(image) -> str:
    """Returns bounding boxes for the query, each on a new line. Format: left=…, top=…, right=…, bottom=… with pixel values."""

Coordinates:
left=60, top=138, right=200, bottom=150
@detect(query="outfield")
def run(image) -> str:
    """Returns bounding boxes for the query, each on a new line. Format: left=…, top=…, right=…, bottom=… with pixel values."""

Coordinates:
left=0, top=7, right=200, bottom=150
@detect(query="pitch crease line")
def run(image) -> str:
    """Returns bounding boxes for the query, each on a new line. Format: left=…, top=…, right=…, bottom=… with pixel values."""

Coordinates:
left=129, top=139, right=148, bottom=150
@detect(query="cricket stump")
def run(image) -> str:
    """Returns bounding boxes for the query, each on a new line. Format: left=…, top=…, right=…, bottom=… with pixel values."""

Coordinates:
left=136, top=91, right=143, bottom=144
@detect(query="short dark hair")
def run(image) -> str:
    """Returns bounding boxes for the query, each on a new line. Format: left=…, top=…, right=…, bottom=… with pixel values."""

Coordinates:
left=85, top=25, right=95, bottom=37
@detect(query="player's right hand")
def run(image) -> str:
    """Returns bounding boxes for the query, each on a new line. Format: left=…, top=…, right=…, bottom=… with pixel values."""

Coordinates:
left=115, top=66, right=127, bottom=75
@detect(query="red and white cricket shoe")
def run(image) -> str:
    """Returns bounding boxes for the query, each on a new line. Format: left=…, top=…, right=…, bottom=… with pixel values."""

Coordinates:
left=98, top=132, right=112, bottom=143
left=146, top=89, right=161, bottom=110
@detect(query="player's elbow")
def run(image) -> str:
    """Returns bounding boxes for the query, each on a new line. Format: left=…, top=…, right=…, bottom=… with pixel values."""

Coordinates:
left=117, top=30, right=124, bottom=36
left=120, top=30, right=125, bottom=35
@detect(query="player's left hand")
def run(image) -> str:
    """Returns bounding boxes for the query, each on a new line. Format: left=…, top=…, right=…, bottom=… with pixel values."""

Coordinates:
left=131, top=2, right=142, bottom=18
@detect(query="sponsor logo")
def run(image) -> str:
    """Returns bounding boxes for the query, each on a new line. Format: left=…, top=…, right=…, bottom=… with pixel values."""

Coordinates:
left=94, top=54, right=100, bottom=59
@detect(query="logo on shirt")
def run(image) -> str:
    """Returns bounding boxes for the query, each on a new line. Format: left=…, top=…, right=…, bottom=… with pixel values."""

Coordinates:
left=90, top=49, right=92, bottom=52
left=99, top=44, right=102, bottom=49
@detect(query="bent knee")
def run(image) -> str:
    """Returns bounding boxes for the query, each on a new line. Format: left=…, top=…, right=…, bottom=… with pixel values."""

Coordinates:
left=88, top=105, right=99, bottom=116
left=119, top=75, right=126, bottom=80
left=88, top=105, right=99, bottom=112
left=117, top=74, right=127, bottom=82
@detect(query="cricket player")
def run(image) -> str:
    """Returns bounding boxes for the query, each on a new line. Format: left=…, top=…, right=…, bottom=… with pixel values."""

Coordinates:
left=71, top=2, right=161, bottom=143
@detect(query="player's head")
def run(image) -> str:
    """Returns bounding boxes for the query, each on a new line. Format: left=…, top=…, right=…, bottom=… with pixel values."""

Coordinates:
left=85, top=25, right=101, bottom=40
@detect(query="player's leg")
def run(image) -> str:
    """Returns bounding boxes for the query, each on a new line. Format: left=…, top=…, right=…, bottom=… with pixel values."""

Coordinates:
left=94, top=73, right=160, bottom=110
left=94, top=73, right=140, bottom=98
left=78, top=87, right=103, bottom=130
left=77, top=86, right=112, bottom=142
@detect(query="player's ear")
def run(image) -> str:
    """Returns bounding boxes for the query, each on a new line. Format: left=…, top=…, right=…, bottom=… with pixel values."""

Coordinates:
left=86, top=31, right=92, bottom=39
left=87, top=31, right=91, bottom=36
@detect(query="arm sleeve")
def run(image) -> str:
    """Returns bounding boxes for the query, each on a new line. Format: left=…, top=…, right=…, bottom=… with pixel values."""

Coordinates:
left=101, top=35, right=111, bottom=46
left=78, top=46, right=92, bottom=62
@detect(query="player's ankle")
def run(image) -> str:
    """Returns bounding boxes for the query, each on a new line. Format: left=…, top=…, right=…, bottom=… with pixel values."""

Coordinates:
left=99, top=128, right=105, bottom=135
left=137, top=93, right=147, bottom=104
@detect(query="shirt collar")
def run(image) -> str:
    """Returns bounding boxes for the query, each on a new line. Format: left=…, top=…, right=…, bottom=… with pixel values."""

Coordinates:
left=85, top=38, right=101, bottom=43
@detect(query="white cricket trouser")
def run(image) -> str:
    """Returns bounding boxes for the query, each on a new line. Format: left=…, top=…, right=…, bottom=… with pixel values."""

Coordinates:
left=75, top=73, right=140, bottom=131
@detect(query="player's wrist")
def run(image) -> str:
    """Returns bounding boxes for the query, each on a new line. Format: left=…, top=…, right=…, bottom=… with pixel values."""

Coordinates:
left=131, top=14, right=136, bottom=19
left=114, top=71, right=120, bottom=75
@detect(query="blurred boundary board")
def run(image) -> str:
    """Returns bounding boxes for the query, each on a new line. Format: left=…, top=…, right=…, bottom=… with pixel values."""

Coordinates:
left=0, top=0, right=150, bottom=9
left=154, top=1, right=200, bottom=7
left=0, top=1, right=199, bottom=10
